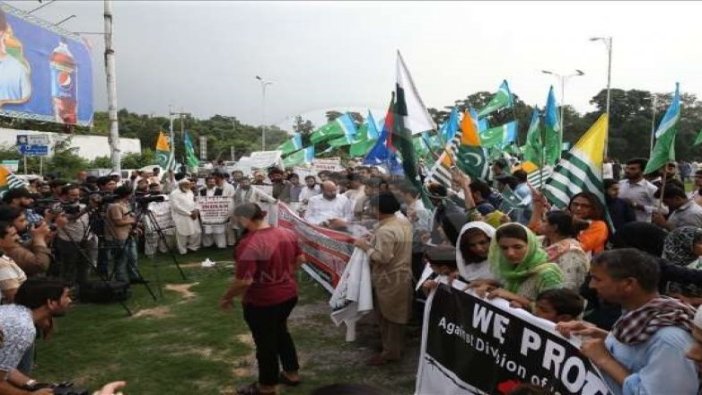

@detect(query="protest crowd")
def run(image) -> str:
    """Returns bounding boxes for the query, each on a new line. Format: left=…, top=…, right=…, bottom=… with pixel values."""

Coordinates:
left=3, top=149, right=702, bottom=394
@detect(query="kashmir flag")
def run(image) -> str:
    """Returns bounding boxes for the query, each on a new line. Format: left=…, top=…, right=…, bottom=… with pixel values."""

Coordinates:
left=277, top=133, right=303, bottom=155
left=523, top=109, right=543, bottom=165
left=694, top=129, right=702, bottom=147
left=155, top=131, right=176, bottom=171
left=350, top=111, right=380, bottom=157
left=0, top=165, right=26, bottom=197
left=183, top=131, right=199, bottom=169
left=477, top=80, right=513, bottom=118
left=393, top=51, right=435, bottom=136
left=645, top=83, right=681, bottom=174
left=283, top=146, right=314, bottom=167
left=479, top=121, right=518, bottom=149
left=544, top=86, right=562, bottom=165
left=543, top=114, right=608, bottom=209
left=310, top=113, right=357, bottom=144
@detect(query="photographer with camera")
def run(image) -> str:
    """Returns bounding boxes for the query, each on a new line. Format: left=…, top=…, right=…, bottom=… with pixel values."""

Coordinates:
left=54, top=185, right=97, bottom=297
left=2, top=189, right=43, bottom=233
left=0, top=278, right=71, bottom=394
left=96, top=177, right=116, bottom=194
left=0, top=222, right=27, bottom=304
left=0, top=207, right=51, bottom=278
left=103, top=186, right=139, bottom=284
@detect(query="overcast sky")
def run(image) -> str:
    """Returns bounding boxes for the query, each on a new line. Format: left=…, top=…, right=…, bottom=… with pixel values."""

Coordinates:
left=6, top=1, right=702, bottom=131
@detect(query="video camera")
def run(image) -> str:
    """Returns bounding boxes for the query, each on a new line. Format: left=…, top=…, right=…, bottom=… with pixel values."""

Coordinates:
left=135, top=194, right=165, bottom=206
left=25, top=381, right=88, bottom=395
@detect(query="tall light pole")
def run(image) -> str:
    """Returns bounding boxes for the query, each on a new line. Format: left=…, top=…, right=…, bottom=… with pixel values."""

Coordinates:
left=649, top=94, right=658, bottom=157
left=541, top=69, right=585, bottom=153
left=104, top=0, right=120, bottom=173
left=255, top=75, right=273, bottom=151
left=590, top=36, right=613, bottom=157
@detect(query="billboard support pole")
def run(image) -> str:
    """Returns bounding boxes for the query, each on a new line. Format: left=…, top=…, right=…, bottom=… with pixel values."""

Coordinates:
left=39, top=157, right=43, bottom=176
left=23, top=156, right=27, bottom=175
left=104, top=0, right=121, bottom=174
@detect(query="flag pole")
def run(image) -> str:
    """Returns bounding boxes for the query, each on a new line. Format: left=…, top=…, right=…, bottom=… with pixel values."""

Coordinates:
left=539, top=112, right=546, bottom=192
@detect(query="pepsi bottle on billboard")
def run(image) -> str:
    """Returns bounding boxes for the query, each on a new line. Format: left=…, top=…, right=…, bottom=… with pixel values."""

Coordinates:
left=49, top=39, right=77, bottom=125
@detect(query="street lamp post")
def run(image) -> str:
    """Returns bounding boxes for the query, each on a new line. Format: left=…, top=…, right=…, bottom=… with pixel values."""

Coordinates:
left=650, top=94, right=657, bottom=157
left=590, top=36, right=613, bottom=156
left=255, top=76, right=273, bottom=151
left=541, top=69, right=585, bottom=153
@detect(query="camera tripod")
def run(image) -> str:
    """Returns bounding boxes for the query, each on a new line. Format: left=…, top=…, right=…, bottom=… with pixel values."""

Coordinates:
left=104, top=201, right=188, bottom=300
left=58, top=213, right=133, bottom=316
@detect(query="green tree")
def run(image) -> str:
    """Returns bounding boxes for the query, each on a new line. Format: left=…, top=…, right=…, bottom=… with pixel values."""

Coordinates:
left=292, top=116, right=315, bottom=136
left=91, top=156, right=113, bottom=168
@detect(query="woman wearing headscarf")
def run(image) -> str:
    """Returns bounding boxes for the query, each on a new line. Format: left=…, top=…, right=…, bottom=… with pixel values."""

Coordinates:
left=473, top=223, right=564, bottom=309
left=539, top=211, right=590, bottom=291
left=528, top=189, right=609, bottom=255
left=455, top=221, right=496, bottom=282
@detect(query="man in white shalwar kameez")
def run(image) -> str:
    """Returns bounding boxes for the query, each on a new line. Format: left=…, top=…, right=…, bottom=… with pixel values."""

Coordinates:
left=170, top=179, right=201, bottom=254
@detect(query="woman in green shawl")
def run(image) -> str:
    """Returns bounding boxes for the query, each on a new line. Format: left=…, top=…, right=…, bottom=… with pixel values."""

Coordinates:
left=474, top=223, right=564, bottom=309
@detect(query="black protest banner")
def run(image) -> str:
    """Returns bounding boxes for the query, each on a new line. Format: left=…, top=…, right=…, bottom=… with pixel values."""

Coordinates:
left=416, top=282, right=613, bottom=395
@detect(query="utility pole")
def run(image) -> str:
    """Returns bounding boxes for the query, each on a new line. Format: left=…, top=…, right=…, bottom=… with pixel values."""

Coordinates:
left=104, top=0, right=120, bottom=173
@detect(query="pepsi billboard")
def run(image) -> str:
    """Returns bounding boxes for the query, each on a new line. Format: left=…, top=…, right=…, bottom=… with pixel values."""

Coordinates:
left=0, top=3, right=93, bottom=127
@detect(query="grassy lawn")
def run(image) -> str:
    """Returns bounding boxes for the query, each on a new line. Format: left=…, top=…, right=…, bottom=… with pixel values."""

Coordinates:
left=32, top=248, right=418, bottom=394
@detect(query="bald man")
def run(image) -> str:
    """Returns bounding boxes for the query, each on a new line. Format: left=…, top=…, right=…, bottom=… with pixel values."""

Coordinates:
left=304, top=181, right=353, bottom=230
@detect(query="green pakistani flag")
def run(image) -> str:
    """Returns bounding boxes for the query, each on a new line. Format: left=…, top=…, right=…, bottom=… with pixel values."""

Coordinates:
left=183, top=131, right=199, bottom=170
left=645, top=83, right=681, bottom=174
left=477, top=80, right=513, bottom=118
left=694, top=129, right=702, bottom=146
left=310, top=113, right=357, bottom=144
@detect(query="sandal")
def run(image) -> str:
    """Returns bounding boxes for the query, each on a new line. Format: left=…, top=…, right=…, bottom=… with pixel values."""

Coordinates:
left=279, top=372, right=301, bottom=387
left=236, top=382, right=276, bottom=395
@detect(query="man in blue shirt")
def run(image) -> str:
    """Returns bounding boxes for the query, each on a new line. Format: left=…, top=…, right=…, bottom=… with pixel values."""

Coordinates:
left=557, top=249, right=698, bottom=395
left=0, top=9, right=31, bottom=104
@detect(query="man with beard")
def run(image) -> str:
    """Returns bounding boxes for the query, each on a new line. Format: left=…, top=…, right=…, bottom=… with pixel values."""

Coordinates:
left=55, top=184, right=97, bottom=294
left=304, top=181, right=353, bottom=231
left=0, top=279, right=72, bottom=392
left=557, top=249, right=698, bottom=394
left=170, top=179, right=201, bottom=255
left=2, top=188, right=43, bottom=230
left=269, top=168, right=291, bottom=203
left=354, top=192, right=413, bottom=365
left=299, top=175, right=321, bottom=205
left=618, top=158, right=658, bottom=223
left=0, top=206, right=52, bottom=278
